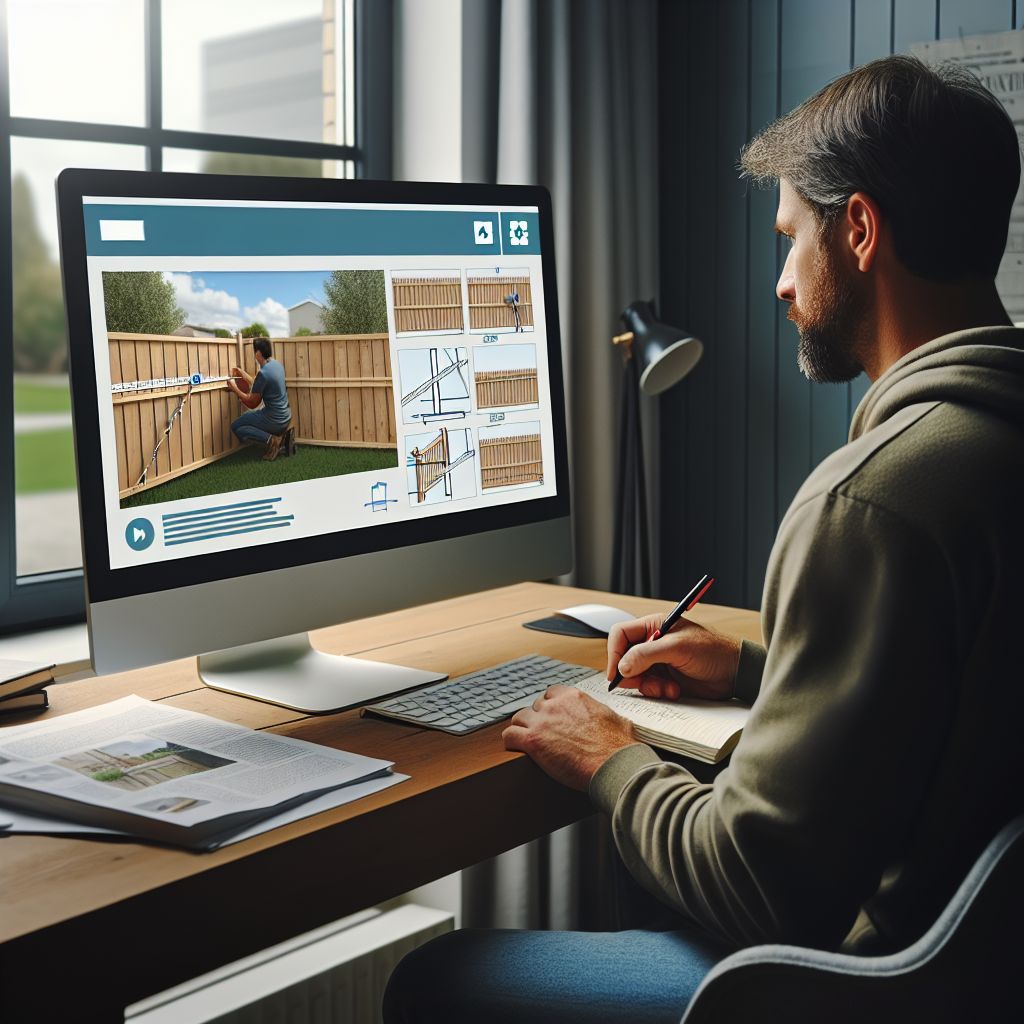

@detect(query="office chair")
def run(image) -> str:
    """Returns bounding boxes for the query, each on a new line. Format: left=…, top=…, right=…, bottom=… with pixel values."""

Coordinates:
left=680, top=814, right=1024, bottom=1023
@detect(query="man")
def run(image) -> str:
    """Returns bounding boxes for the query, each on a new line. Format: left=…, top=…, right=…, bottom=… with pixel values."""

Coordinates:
left=384, top=56, right=1024, bottom=1021
left=229, top=337, right=292, bottom=461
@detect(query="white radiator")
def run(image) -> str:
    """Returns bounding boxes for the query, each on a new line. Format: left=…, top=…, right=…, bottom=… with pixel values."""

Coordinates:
left=125, top=905, right=454, bottom=1024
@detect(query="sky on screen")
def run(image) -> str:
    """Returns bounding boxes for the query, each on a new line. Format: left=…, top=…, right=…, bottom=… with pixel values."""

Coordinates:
left=164, top=270, right=332, bottom=336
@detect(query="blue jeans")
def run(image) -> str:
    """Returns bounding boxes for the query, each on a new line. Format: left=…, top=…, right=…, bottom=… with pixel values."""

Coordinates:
left=382, top=924, right=735, bottom=1023
left=231, top=410, right=289, bottom=445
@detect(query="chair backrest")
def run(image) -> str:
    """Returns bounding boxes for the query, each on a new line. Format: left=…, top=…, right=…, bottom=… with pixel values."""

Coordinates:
left=680, top=814, right=1024, bottom=1024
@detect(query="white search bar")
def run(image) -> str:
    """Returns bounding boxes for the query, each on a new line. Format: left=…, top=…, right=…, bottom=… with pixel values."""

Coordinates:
left=99, top=219, right=145, bottom=241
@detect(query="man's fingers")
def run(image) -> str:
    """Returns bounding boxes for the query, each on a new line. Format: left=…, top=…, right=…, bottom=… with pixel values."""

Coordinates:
left=638, top=678, right=681, bottom=700
left=617, top=636, right=680, bottom=681
left=606, top=617, right=659, bottom=680
left=502, top=724, right=530, bottom=751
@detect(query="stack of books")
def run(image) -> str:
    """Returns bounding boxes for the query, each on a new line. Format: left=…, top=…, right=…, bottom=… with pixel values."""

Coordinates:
left=0, top=659, right=55, bottom=717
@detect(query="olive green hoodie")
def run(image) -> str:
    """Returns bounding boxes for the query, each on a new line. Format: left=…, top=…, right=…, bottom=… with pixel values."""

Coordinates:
left=590, top=326, right=1024, bottom=954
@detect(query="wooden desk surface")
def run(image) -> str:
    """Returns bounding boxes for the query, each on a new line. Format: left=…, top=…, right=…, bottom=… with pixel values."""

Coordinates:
left=0, top=582, right=761, bottom=1019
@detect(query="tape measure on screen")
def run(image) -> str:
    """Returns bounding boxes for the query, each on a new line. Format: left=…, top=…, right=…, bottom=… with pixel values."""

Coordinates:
left=111, top=373, right=235, bottom=395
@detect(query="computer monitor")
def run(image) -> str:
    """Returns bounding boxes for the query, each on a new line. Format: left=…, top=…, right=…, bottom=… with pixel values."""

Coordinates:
left=57, top=170, right=571, bottom=712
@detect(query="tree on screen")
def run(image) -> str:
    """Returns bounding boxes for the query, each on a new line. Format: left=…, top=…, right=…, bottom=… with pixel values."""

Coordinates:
left=241, top=322, right=270, bottom=338
left=322, top=270, right=387, bottom=334
left=102, top=272, right=185, bottom=335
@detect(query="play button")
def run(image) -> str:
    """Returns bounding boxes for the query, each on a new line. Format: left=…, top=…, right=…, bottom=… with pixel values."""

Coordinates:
left=125, top=517, right=155, bottom=551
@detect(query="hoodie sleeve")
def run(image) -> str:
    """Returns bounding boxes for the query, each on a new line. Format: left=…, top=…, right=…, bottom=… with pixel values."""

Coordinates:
left=590, top=491, right=958, bottom=949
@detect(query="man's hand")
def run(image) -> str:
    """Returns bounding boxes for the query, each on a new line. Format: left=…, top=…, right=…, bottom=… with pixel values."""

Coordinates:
left=502, top=685, right=637, bottom=791
left=607, top=615, right=741, bottom=701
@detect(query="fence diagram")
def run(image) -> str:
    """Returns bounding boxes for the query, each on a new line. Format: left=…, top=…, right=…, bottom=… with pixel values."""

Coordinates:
left=398, top=347, right=471, bottom=424
left=473, top=344, right=540, bottom=411
left=467, top=272, right=534, bottom=332
left=406, top=427, right=477, bottom=505
left=479, top=426, right=544, bottom=491
left=111, top=332, right=398, bottom=501
left=392, top=272, right=464, bottom=334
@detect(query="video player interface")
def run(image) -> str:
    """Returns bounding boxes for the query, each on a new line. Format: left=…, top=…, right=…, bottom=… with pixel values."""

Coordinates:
left=80, top=199, right=557, bottom=570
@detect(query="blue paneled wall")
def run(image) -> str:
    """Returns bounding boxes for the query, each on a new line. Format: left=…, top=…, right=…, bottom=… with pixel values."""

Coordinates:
left=657, top=0, right=1019, bottom=610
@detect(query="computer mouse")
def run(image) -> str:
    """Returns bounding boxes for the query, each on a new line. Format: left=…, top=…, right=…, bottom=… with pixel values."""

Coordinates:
left=554, top=604, right=633, bottom=635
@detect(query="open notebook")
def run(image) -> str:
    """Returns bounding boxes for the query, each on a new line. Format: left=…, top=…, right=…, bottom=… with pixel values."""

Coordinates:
left=574, top=673, right=751, bottom=763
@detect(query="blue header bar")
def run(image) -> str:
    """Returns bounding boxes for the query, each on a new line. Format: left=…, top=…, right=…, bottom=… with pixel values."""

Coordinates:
left=83, top=203, right=541, bottom=258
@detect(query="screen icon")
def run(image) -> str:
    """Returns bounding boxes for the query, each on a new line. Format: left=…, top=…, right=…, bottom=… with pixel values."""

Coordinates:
left=125, top=517, right=155, bottom=551
left=474, top=220, right=494, bottom=245
left=508, top=220, right=529, bottom=246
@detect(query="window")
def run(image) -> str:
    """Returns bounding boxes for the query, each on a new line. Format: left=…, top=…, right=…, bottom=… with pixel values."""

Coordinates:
left=0, top=0, right=386, bottom=631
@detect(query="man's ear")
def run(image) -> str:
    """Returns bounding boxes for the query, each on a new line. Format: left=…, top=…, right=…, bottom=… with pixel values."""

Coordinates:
left=844, top=192, right=881, bottom=273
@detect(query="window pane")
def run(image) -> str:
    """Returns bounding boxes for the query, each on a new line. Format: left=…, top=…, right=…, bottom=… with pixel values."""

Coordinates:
left=162, top=0, right=353, bottom=146
left=162, top=149, right=330, bottom=179
left=12, top=138, right=146, bottom=577
left=7, top=0, right=146, bottom=126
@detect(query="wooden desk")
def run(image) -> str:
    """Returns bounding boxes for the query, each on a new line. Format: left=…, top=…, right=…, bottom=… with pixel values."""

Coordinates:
left=0, top=582, right=761, bottom=1021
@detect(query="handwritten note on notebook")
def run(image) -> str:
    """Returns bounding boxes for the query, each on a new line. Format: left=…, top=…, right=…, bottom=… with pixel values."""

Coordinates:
left=574, top=673, right=750, bottom=763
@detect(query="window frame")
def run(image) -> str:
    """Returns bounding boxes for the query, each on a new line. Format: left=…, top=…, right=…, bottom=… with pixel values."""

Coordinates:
left=0, top=0, right=390, bottom=633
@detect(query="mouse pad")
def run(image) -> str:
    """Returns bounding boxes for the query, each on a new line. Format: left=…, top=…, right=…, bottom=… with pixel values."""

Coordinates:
left=523, top=615, right=606, bottom=638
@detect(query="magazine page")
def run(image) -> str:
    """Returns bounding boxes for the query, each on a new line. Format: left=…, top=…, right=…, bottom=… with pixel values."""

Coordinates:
left=0, top=695, right=393, bottom=829
left=0, top=772, right=409, bottom=848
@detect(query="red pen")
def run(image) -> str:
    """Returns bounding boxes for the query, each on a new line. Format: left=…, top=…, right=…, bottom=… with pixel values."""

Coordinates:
left=608, top=573, right=715, bottom=691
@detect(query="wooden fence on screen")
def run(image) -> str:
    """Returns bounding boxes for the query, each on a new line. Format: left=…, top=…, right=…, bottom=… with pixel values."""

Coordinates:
left=474, top=368, right=539, bottom=409
left=479, top=433, right=543, bottom=490
left=392, top=276, right=464, bottom=333
left=240, top=335, right=397, bottom=452
left=110, top=333, right=242, bottom=500
left=111, top=332, right=397, bottom=500
left=467, top=275, right=534, bottom=330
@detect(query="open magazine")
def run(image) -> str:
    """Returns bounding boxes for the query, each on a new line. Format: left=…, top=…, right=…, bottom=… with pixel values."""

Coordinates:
left=0, top=696, right=397, bottom=848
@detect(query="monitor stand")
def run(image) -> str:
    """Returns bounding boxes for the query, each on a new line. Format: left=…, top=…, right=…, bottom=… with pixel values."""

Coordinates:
left=198, top=632, right=447, bottom=714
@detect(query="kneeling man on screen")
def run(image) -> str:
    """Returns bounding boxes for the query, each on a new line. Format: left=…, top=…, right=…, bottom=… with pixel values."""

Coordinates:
left=229, top=337, right=292, bottom=462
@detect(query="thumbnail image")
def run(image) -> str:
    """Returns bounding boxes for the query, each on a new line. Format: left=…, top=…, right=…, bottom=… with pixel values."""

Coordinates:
left=55, top=737, right=234, bottom=792
left=391, top=270, right=464, bottom=335
left=135, top=795, right=211, bottom=814
left=398, top=346, right=471, bottom=425
left=467, top=269, right=534, bottom=333
left=472, top=344, right=539, bottom=411
left=405, top=426, right=477, bottom=505
left=103, top=270, right=398, bottom=509
left=478, top=421, right=544, bottom=491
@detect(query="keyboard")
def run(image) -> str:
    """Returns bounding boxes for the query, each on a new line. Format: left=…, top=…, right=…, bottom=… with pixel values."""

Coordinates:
left=364, top=655, right=596, bottom=735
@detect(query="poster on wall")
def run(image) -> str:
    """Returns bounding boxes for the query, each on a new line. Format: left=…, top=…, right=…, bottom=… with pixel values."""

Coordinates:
left=911, top=30, right=1024, bottom=323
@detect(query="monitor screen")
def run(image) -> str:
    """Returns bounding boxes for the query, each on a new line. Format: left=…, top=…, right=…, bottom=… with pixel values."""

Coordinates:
left=59, top=174, right=573, bottom=688
left=90, top=198, right=555, bottom=567
left=59, top=173, right=569, bottom=614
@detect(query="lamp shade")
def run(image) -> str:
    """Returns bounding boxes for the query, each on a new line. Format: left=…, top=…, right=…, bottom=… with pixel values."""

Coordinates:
left=620, top=300, right=703, bottom=395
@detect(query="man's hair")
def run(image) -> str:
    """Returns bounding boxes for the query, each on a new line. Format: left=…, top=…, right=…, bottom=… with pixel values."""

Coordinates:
left=740, top=55, right=1020, bottom=282
left=252, top=337, right=272, bottom=359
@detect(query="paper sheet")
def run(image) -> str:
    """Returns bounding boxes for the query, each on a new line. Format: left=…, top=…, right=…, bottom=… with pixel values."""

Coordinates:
left=0, top=694, right=394, bottom=831
left=0, top=772, right=408, bottom=849
left=911, top=30, right=1024, bottom=322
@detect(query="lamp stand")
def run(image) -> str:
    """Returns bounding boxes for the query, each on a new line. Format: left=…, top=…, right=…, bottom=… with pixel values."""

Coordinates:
left=611, top=334, right=652, bottom=596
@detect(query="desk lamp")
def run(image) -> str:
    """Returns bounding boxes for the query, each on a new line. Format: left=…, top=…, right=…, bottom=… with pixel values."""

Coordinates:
left=611, top=300, right=703, bottom=595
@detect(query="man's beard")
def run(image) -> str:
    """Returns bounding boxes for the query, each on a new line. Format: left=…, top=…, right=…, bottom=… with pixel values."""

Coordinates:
left=788, top=249, right=866, bottom=383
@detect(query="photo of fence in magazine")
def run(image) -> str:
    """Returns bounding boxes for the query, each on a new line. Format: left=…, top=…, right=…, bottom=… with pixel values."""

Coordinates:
left=0, top=696, right=401, bottom=848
